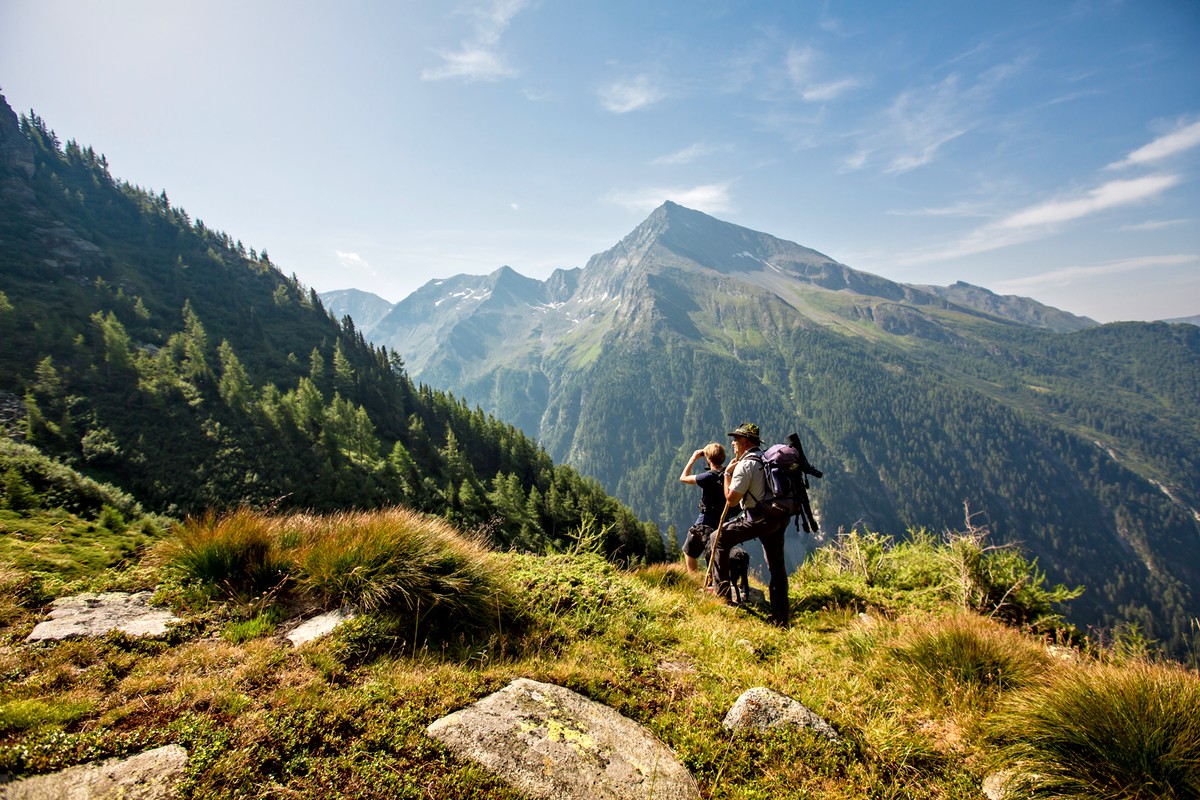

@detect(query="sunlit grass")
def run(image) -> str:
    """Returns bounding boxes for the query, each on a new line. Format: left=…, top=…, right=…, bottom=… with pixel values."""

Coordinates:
left=3, top=508, right=1195, bottom=798
left=989, top=660, right=1200, bottom=799
left=891, top=612, right=1052, bottom=713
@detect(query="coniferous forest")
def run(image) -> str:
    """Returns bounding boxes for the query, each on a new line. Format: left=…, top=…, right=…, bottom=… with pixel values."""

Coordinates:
left=0, top=95, right=662, bottom=565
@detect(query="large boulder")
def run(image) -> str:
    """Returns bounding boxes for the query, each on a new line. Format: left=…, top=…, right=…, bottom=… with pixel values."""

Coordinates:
left=0, top=744, right=187, bottom=799
left=26, top=592, right=178, bottom=642
left=427, top=677, right=699, bottom=800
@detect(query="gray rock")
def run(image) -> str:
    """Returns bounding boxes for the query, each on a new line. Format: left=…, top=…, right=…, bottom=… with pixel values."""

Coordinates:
left=0, top=744, right=187, bottom=799
left=722, top=687, right=841, bottom=743
left=26, top=592, right=178, bottom=642
left=285, top=608, right=356, bottom=647
left=427, top=677, right=699, bottom=800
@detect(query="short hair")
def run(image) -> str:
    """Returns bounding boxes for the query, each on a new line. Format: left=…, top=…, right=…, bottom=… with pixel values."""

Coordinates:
left=703, top=442, right=726, bottom=467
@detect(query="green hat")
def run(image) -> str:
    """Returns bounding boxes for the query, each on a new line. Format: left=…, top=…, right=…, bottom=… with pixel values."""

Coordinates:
left=727, top=422, right=761, bottom=442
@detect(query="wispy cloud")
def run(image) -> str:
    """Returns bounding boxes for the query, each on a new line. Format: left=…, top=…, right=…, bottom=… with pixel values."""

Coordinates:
left=785, top=44, right=860, bottom=102
left=993, top=254, right=1198, bottom=293
left=1108, top=119, right=1200, bottom=169
left=422, top=0, right=527, bottom=82
left=998, top=174, right=1180, bottom=229
left=887, top=201, right=993, bottom=218
left=896, top=174, right=1182, bottom=264
left=602, top=183, right=734, bottom=214
left=336, top=251, right=377, bottom=276
left=1121, top=218, right=1191, bottom=232
left=880, top=77, right=975, bottom=173
left=849, top=57, right=1027, bottom=175
left=652, top=142, right=722, bottom=166
left=598, top=74, right=665, bottom=113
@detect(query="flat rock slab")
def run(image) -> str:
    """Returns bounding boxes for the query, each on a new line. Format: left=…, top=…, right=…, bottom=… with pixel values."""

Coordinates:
left=286, top=608, right=356, bottom=647
left=0, top=744, right=187, bottom=799
left=26, top=592, right=178, bottom=642
left=427, top=677, right=699, bottom=800
left=722, top=687, right=842, bottom=743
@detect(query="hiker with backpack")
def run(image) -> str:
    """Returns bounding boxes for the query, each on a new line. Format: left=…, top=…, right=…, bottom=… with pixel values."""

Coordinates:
left=711, top=422, right=792, bottom=627
left=678, top=442, right=726, bottom=573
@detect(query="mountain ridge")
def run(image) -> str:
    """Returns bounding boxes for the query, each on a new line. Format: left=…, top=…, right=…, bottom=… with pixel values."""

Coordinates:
left=323, top=202, right=1200, bottom=655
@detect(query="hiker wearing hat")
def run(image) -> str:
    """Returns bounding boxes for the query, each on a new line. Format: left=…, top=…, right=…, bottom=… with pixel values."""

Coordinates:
left=712, top=422, right=791, bottom=626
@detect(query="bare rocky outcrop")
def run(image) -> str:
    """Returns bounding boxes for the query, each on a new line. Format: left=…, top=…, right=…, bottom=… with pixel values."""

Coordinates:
left=0, top=744, right=187, bottom=800
left=26, top=592, right=179, bottom=642
left=722, top=687, right=842, bottom=743
left=426, top=677, right=699, bottom=800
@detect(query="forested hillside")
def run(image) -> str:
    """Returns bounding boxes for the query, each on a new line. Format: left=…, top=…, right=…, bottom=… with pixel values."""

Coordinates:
left=339, top=202, right=1200, bottom=656
left=0, top=93, right=663, bottom=564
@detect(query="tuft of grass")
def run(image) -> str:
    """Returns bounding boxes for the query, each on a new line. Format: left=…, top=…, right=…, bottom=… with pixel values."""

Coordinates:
left=222, top=605, right=285, bottom=643
left=0, top=697, right=94, bottom=736
left=288, top=508, right=508, bottom=623
left=988, top=660, right=1200, bottom=799
left=161, top=508, right=287, bottom=597
left=891, top=613, right=1052, bottom=712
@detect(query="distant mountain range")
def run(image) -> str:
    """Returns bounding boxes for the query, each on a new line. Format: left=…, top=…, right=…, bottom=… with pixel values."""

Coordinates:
left=324, top=202, right=1200, bottom=654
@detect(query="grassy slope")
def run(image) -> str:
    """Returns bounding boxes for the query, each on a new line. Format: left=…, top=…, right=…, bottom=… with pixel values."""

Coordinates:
left=1, top=507, right=1196, bottom=800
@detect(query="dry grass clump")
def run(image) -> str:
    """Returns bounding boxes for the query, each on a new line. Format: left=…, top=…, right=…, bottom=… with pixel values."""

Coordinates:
left=159, top=506, right=513, bottom=634
left=988, top=659, right=1200, bottom=799
left=890, top=612, right=1053, bottom=712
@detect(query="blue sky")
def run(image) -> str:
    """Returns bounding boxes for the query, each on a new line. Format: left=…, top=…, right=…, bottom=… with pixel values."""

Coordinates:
left=2, top=0, right=1197, bottom=322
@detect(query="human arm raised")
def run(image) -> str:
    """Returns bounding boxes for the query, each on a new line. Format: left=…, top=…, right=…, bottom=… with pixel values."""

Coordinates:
left=679, top=449, right=708, bottom=484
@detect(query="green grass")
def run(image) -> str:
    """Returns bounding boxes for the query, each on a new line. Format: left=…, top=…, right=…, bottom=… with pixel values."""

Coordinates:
left=1, top=507, right=1195, bottom=799
left=988, top=660, right=1200, bottom=799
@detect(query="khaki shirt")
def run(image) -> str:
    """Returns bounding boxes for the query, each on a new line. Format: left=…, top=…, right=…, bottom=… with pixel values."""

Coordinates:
left=728, top=448, right=765, bottom=509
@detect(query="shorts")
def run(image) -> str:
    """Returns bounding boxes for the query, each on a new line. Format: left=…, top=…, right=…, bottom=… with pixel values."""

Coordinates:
left=683, top=523, right=715, bottom=559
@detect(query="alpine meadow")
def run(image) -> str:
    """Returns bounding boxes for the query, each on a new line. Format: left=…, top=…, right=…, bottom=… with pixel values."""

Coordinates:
left=3, top=91, right=1200, bottom=800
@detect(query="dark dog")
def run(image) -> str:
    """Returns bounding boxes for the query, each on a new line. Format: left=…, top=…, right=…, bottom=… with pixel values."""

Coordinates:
left=728, top=544, right=750, bottom=604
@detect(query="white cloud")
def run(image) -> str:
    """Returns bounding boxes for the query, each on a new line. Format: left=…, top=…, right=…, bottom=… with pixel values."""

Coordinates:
left=993, top=254, right=1198, bottom=293
left=422, top=46, right=515, bottom=82
left=652, top=142, right=720, bottom=166
left=598, top=75, right=665, bottom=113
left=785, top=44, right=859, bottom=102
left=896, top=174, right=1182, bottom=265
left=1120, top=218, right=1190, bottom=232
left=603, top=183, right=734, bottom=214
left=998, top=174, right=1180, bottom=230
left=880, top=78, right=974, bottom=174
left=1108, top=119, right=1200, bottom=169
left=336, top=251, right=377, bottom=276
left=422, top=0, right=528, bottom=82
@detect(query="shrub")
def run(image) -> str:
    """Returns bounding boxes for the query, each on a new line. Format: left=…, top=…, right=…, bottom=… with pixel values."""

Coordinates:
left=989, top=660, right=1200, bottom=799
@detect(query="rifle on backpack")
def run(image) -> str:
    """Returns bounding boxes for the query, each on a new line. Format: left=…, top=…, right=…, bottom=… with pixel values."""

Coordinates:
left=786, top=432, right=822, bottom=534
left=750, top=432, right=824, bottom=533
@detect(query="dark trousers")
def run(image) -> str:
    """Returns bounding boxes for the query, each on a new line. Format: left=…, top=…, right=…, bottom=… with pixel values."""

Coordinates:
left=713, top=512, right=789, bottom=625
